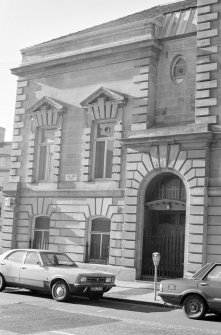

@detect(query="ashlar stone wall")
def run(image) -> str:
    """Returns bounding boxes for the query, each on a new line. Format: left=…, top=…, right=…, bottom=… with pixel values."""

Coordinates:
left=124, top=141, right=209, bottom=276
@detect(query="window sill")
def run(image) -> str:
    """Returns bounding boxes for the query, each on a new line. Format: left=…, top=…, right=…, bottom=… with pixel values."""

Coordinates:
left=26, top=182, right=58, bottom=191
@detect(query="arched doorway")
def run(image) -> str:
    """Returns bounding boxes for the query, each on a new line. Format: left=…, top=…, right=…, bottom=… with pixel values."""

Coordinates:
left=141, top=173, right=186, bottom=279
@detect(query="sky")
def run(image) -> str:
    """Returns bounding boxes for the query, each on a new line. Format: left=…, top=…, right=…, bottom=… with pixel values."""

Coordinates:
left=0, top=0, right=182, bottom=141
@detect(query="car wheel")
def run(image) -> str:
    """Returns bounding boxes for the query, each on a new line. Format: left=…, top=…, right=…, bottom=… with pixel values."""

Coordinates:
left=183, top=294, right=206, bottom=320
left=51, top=280, right=70, bottom=302
left=0, top=274, right=6, bottom=292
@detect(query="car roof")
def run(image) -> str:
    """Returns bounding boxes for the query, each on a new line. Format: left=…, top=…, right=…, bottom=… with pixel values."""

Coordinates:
left=0, top=249, right=65, bottom=255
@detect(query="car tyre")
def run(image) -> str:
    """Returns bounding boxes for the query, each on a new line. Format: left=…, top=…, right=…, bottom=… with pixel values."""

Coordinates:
left=0, top=273, right=6, bottom=292
left=183, top=294, right=206, bottom=320
left=51, top=280, right=70, bottom=302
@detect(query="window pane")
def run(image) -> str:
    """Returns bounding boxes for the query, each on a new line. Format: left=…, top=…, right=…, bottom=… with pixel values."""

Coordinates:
left=40, top=252, right=77, bottom=267
left=47, top=143, right=54, bottom=180
left=38, top=146, right=47, bottom=180
left=0, top=157, right=7, bottom=167
left=42, top=231, right=49, bottom=249
left=94, top=141, right=105, bottom=178
left=90, top=234, right=101, bottom=259
left=33, top=231, right=43, bottom=249
left=45, top=129, right=55, bottom=143
left=101, top=234, right=110, bottom=260
left=91, top=218, right=110, bottom=232
left=105, top=140, right=113, bottom=178
left=35, top=216, right=50, bottom=230
left=207, top=265, right=221, bottom=281
left=38, top=128, right=55, bottom=181
left=33, top=231, right=49, bottom=249
left=7, top=251, right=26, bottom=263
left=25, top=252, right=39, bottom=265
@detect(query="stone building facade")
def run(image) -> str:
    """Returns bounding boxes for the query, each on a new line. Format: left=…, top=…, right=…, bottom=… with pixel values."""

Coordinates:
left=2, top=0, right=221, bottom=280
left=0, top=128, right=11, bottom=250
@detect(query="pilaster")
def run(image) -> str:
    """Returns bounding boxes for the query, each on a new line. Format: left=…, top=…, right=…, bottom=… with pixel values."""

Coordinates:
left=195, top=0, right=219, bottom=125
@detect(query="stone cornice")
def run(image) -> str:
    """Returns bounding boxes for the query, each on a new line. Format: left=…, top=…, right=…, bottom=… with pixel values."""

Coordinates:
left=11, top=39, right=162, bottom=76
left=18, top=189, right=125, bottom=198
left=122, top=124, right=213, bottom=148
left=21, top=17, right=161, bottom=55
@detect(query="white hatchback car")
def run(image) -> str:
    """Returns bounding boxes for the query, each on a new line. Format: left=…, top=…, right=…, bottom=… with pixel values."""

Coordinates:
left=0, top=249, right=115, bottom=302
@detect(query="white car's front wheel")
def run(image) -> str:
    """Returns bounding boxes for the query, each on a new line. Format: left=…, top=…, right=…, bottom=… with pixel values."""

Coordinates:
left=0, top=274, right=5, bottom=292
left=51, top=280, right=70, bottom=302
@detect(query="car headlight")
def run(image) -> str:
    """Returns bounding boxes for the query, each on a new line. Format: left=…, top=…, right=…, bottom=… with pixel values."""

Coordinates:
left=106, top=277, right=113, bottom=283
left=79, top=276, right=87, bottom=283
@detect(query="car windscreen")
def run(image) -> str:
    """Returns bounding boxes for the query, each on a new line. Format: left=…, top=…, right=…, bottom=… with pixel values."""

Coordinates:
left=40, top=252, right=78, bottom=267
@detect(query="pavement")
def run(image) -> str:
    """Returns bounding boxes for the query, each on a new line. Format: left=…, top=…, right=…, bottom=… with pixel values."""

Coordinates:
left=103, top=279, right=167, bottom=307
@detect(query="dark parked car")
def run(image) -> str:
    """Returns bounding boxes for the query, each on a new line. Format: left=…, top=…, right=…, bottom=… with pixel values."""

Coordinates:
left=0, top=249, right=115, bottom=302
left=158, top=263, right=221, bottom=319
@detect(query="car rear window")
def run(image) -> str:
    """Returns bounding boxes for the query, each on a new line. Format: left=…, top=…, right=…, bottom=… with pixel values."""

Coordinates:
left=6, top=251, right=26, bottom=263
left=192, top=263, right=212, bottom=279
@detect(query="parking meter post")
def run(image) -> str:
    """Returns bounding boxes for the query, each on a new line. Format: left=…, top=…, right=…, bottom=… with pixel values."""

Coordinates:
left=152, top=252, right=161, bottom=301
left=154, top=265, right=157, bottom=300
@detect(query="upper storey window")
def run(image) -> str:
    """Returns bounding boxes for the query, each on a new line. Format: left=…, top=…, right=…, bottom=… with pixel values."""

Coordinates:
left=171, top=56, right=186, bottom=84
left=94, top=121, right=114, bottom=179
left=81, top=87, right=127, bottom=182
left=37, top=128, right=56, bottom=181
left=26, top=96, right=65, bottom=184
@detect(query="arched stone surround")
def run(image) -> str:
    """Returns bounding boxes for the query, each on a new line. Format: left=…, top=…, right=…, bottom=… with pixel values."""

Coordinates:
left=123, top=143, right=209, bottom=278
left=14, top=194, right=123, bottom=264
left=136, top=168, right=190, bottom=279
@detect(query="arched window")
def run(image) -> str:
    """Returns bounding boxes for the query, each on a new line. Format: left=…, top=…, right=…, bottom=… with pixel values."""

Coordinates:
left=89, top=217, right=110, bottom=264
left=33, top=216, right=50, bottom=249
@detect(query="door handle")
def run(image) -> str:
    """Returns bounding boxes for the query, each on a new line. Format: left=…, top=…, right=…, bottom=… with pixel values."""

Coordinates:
left=21, top=266, right=27, bottom=269
left=201, top=282, right=207, bottom=286
left=0, top=262, right=5, bottom=265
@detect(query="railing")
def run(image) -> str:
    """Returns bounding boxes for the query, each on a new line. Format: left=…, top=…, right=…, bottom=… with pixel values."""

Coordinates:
left=142, top=231, right=185, bottom=278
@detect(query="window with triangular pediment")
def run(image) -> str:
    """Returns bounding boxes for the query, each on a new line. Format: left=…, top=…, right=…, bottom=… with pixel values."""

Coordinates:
left=80, top=87, right=127, bottom=181
left=26, top=96, right=65, bottom=184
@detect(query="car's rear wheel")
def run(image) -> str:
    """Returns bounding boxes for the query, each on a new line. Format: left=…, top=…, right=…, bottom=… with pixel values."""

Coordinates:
left=51, top=280, right=70, bottom=302
left=0, top=274, right=6, bottom=292
left=183, top=294, right=206, bottom=320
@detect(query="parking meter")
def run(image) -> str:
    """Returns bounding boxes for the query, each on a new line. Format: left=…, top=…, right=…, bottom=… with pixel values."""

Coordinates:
left=152, top=252, right=161, bottom=266
left=152, top=252, right=161, bottom=300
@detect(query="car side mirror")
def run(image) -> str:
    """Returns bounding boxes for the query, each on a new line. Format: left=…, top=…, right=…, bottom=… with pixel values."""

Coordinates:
left=37, top=261, right=42, bottom=267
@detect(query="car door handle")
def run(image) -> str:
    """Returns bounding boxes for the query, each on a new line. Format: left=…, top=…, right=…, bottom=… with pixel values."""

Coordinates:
left=21, top=266, right=27, bottom=269
left=201, top=282, right=207, bottom=286
left=0, top=262, right=5, bottom=265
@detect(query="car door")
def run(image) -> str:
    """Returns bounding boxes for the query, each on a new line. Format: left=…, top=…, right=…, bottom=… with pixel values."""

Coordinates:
left=198, top=264, right=221, bottom=311
left=19, top=251, right=45, bottom=289
left=0, top=250, right=26, bottom=285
